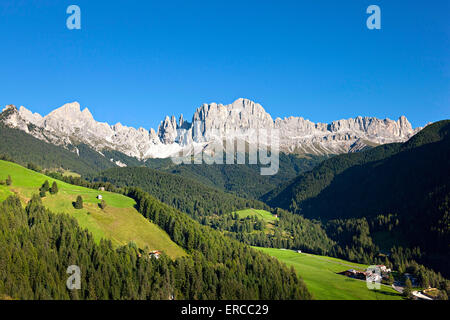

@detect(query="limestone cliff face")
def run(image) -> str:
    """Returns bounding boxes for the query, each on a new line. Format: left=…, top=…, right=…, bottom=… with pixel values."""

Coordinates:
left=273, top=114, right=417, bottom=154
left=0, top=98, right=421, bottom=159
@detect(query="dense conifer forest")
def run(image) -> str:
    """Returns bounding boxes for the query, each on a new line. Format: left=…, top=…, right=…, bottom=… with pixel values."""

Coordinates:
left=88, top=167, right=271, bottom=219
left=151, top=153, right=327, bottom=199
left=0, top=193, right=311, bottom=300
left=262, top=121, right=450, bottom=278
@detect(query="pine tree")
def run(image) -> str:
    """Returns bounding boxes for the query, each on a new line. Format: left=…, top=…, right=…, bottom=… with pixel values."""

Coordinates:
left=41, top=180, right=50, bottom=192
left=39, top=189, right=46, bottom=198
left=437, top=290, right=448, bottom=300
left=74, top=196, right=83, bottom=209
left=6, top=175, right=12, bottom=186
left=403, top=277, right=413, bottom=299
left=50, top=181, right=58, bottom=195
left=99, top=200, right=107, bottom=210
left=387, top=273, right=394, bottom=285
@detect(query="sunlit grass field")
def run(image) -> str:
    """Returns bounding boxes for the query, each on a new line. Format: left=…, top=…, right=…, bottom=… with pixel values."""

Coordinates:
left=0, top=160, right=185, bottom=258
left=234, top=208, right=279, bottom=232
left=235, top=208, right=278, bottom=222
left=255, top=247, right=403, bottom=300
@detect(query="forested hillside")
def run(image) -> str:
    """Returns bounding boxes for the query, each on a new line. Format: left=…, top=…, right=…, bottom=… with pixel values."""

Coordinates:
left=0, top=192, right=311, bottom=300
left=262, top=120, right=450, bottom=276
left=146, top=153, right=326, bottom=199
left=262, top=143, right=402, bottom=208
left=88, top=166, right=337, bottom=257
left=0, top=124, right=116, bottom=175
left=88, top=167, right=270, bottom=220
left=263, top=120, right=449, bottom=213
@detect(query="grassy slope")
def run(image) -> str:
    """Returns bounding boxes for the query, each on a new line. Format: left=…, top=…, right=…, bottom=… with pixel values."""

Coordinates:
left=235, top=208, right=278, bottom=231
left=255, top=247, right=403, bottom=300
left=235, top=208, right=278, bottom=222
left=0, top=160, right=185, bottom=259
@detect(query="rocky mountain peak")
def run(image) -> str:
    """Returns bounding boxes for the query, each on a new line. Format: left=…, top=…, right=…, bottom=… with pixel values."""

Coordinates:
left=157, top=115, right=178, bottom=144
left=18, top=106, right=44, bottom=126
left=0, top=99, right=421, bottom=159
left=2, top=104, right=17, bottom=113
left=47, top=101, right=80, bottom=115
left=1, top=104, right=31, bottom=132
left=45, top=102, right=94, bottom=122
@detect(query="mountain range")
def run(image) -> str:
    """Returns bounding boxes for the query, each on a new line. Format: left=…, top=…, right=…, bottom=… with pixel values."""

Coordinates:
left=0, top=98, right=421, bottom=161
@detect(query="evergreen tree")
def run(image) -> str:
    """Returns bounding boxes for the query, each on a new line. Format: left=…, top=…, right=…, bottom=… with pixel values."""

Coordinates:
left=387, top=273, right=394, bottom=285
left=99, top=200, right=106, bottom=210
left=74, top=195, right=83, bottom=209
left=41, top=180, right=50, bottom=192
left=403, top=278, right=413, bottom=299
left=39, top=189, right=46, bottom=198
left=437, top=290, right=448, bottom=300
left=49, top=181, right=58, bottom=195
left=6, top=175, right=12, bottom=186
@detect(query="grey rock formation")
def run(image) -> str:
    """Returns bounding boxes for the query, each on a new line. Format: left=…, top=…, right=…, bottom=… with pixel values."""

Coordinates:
left=0, top=99, right=421, bottom=160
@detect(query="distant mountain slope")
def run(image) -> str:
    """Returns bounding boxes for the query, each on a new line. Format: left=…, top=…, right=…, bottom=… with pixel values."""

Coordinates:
left=262, top=143, right=402, bottom=208
left=146, top=153, right=327, bottom=199
left=263, top=120, right=449, bottom=215
left=0, top=123, right=117, bottom=175
left=262, top=120, right=450, bottom=273
left=0, top=121, right=149, bottom=176
left=88, top=166, right=269, bottom=219
left=298, top=121, right=450, bottom=221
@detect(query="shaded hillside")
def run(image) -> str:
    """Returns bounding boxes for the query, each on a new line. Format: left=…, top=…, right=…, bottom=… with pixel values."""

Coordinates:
left=0, top=124, right=116, bottom=175
left=262, top=143, right=402, bottom=208
left=263, top=120, right=450, bottom=213
left=147, top=153, right=327, bottom=199
left=262, top=120, right=450, bottom=274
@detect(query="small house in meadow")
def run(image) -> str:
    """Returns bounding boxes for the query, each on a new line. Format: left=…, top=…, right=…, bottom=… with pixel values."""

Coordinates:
left=149, top=250, right=162, bottom=259
left=376, top=265, right=392, bottom=274
left=97, top=195, right=103, bottom=200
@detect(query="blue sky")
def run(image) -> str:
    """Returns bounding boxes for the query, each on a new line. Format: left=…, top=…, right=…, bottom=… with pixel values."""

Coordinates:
left=0, top=0, right=448, bottom=129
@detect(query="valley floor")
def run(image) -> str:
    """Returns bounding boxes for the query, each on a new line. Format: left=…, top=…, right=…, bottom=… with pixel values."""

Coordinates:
left=255, top=247, right=404, bottom=300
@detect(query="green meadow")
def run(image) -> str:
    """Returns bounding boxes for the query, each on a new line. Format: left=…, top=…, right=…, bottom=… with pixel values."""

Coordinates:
left=0, top=160, right=185, bottom=259
left=235, top=208, right=278, bottom=222
left=255, top=247, right=403, bottom=300
left=234, top=208, right=278, bottom=231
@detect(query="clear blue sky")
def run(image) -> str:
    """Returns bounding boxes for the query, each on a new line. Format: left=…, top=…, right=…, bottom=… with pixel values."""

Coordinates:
left=1, top=0, right=448, bottom=129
